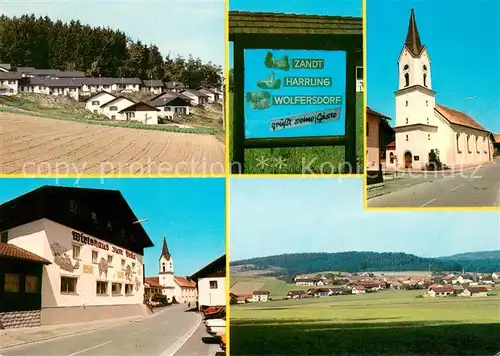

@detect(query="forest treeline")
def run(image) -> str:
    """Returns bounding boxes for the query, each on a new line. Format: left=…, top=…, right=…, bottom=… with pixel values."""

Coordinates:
left=0, top=15, right=222, bottom=89
left=231, top=252, right=500, bottom=275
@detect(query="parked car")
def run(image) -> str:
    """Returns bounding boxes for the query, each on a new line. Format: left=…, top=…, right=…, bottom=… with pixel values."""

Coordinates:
left=205, top=317, right=226, bottom=336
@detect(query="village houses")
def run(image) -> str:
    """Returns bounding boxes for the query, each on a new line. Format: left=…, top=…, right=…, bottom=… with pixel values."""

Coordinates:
left=252, top=291, right=270, bottom=302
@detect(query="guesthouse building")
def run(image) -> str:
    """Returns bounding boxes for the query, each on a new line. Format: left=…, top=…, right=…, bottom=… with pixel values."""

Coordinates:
left=0, top=186, right=154, bottom=328
left=189, top=255, right=226, bottom=310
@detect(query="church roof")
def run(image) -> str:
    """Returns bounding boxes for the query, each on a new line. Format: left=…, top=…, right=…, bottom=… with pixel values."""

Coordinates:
left=144, top=277, right=165, bottom=288
left=435, top=104, right=488, bottom=132
left=160, top=236, right=171, bottom=261
left=174, top=276, right=196, bottom=288
left=405, top=9, right=424, bottom=56
left=367, top=107, right=392, bottom=120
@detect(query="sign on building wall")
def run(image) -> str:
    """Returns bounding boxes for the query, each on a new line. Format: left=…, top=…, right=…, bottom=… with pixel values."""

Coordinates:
left=244, top=49, right=346, bottom=139
left=83, top=264, right=94, bottom=274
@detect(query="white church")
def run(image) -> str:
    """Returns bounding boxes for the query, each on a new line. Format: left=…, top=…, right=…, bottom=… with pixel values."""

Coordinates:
left=385, top=9, right=493, bottom=170
left=145, top=237, right=197, bottom=304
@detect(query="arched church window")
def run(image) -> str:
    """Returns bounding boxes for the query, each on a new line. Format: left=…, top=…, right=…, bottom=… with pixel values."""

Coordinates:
left=404, top=64, right=409, bottom=70
left=428, top=134, right=431, bottom=140
left=406, top=135, right=409, bottom=141
left=456, top=133, right=461, bottom=153
left=427, top=118, right=429, bottom=124
left=404, top=73, right=409, bottom=87
left=467, top=135, right=471, bottom=153
left=426, top=100, right=428, bottom=106
left=483, top=137, right=488, bottom=153
left=162, top=263, right=165, bottom=273
left=423, top=73, right=427, bottom=87
left=423, top=65, right=427, bottom=71
left=405, top=101, right=408, bottom=106
left=405, top=118, right=408, bottom=124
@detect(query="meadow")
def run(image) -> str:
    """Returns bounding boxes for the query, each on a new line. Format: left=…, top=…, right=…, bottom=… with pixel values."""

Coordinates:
left=228, top=92, right=364, bottom=174
left=230, top=289, right=500, bottom=355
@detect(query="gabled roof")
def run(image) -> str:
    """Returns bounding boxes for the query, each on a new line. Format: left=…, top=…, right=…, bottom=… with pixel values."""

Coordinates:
left=0, top=185, right=154, bottom=254
left=181, top=89, right=210, bottom=97
left=99, top=95, right=136, bottom=108
left=404, top=9, right=424, bottom=56
left=85, top=90, right=117, bottom=102
left=143, top=79, right=164, bottom=87
left=119, top=101, right=160, bottom=113
left=367, top=107, right=392, bottom=120
left=144, top=277, right=165, bottom=288
left=0, top=63, right=12, bottom=71
left=165, top=81, right=185, bottom=89
left=0, top=72, right=23, bottom=80
left=0, top=243, right=51, bottom=264
left=466, top=286, right=488, bottom=293
left=435, top=104, right=488, bottom=132
left=493, top=134, right=500, bottom=143
left=189, top=255, right=225, bottom=282
left=174, top=276, right=196, bottom=288
left=148, top=95, right=191, bottom=107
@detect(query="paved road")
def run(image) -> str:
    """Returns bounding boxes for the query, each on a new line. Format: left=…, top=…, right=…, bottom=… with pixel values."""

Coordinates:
left=1, top=306, right=217, bottom=356
left=368, top=159, right=500, bottom=208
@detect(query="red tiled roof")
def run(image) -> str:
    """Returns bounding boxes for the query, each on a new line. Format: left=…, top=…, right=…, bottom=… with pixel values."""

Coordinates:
left=287, top=290, right=306, bottom=295
left=353, top=286, right=366, bottom=290
left=0, top=243, right=51, bottom=264
left=174, top=276, right=196, bottom=288
left=435, top=104, right=487, bottom=132
left=386, top=141, right=396, bottom=149
left=367, top=107, right=391, bottom=120
left=467, top=287, right=488, bottom=293
left=430, top=287, right=455, bottom=293
left=493, top=134, right=500, bottom=143
left=144, top=277, right=165, bottom=288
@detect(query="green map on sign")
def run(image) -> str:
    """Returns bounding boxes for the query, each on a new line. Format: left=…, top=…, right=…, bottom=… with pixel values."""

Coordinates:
left=246, top=91, right=271, bottom=110
left=256, top=72, right=281, bottom=90
left=264, top=52, right=290, bottom=71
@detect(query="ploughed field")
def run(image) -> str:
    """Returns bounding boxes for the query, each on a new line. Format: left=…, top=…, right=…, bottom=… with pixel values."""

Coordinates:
left=0, top=112, right=225, bottom=174
left=230, top=289, right=500, bottom=355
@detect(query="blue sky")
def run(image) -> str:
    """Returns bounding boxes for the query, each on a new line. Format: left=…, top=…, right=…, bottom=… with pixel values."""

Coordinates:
left=244, top=50, right=346, bottom=138
left=1, top=0, right=224, bottom=66
left=230, top=178, right=500, bottom=260
left=0, top=178, right=225, bottom=277
left=367, top=0, right=500, bottom=133
left=228, top=0, right=362, bottom=68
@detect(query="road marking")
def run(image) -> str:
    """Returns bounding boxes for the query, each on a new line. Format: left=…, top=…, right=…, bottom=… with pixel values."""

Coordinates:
left=450, top=184, right=463, bottom=192
left=159, top=313, right=203, bottom=356
left=420, top=198, right=437, bottom=207
left=131, top=327, right=150, bottom=335
left=68, top=341, right=112, bottom=356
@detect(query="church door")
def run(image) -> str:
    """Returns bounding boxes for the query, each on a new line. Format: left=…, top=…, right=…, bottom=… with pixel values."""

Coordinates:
left=404, top=151, right=413, bottom=168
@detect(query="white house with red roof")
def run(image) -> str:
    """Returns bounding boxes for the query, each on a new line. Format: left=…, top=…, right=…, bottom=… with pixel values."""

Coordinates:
left=385, top=9, right=493, bottom=171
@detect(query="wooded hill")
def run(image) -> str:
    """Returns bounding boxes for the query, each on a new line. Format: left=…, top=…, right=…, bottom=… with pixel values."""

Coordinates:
left=0, top=14, right=222, bottom=89
left=231, top=251, right=500, bottom=275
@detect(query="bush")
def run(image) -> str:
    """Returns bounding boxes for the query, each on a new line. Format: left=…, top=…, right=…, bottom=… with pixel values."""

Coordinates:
left=427, top=149, right=442, bottom=170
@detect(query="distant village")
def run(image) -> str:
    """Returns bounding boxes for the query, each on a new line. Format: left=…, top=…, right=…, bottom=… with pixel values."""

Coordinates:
left=230, top=271, right=499, bottom=303
left=0, top=63, right=223, bottom=125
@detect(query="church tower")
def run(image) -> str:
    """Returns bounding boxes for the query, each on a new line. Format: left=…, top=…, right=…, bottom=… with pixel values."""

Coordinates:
left=394, top=9, right=437, bottom=169
left=158, top=236, right=175, bottom=300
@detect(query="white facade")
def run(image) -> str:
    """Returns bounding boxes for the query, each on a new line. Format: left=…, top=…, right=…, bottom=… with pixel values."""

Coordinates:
left=386, top=10, right=493, bottom=170
left=49, top=87, right=80, bottom=101
left=100, top=97, right=136, bottom=121
left=6, top=218, right=145, bottom=309
left=85, top=92, right=116, bottom=115
left=198, top=277, right=225, bottom=307
left=181, top=90, right=209, bottom=106
left=121, top=108, right=159, bottom=125
left=0, top=79, right=19, bottom=95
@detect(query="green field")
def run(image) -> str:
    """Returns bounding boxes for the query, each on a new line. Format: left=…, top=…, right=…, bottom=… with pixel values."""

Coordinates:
left=228, top=92, right=364, bottom=174
left=230, top=289, right=500, bottom=355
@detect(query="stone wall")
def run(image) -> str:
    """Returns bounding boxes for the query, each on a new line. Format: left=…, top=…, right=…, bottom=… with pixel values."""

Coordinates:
left=0, top=310, right=41, bottom=329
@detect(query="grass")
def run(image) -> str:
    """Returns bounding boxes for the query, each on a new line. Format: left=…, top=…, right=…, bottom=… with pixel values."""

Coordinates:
left=230, top=287, right=500, bottom=355
left=228, top=92, right=364, bottom=174
left=0, top=94, right=221, bottom=136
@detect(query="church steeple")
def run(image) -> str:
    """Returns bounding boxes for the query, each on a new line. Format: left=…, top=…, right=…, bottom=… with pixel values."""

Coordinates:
left=404, top=9, right=424, bottom=57
left=160, top=236, right=171, bottom=261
